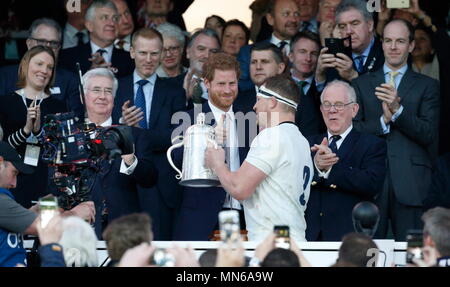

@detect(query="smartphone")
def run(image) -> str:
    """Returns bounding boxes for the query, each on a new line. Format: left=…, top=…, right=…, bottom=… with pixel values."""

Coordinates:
left=325, top=37, right=352, bottom=58
left=274, top=225, right=290, bottom=249
left=406, top=229, right=423, bottom=264
left=219, top=210, right=240, bottom=243
left=387, top=0, right=410, bottom=9
left=39, top=196, right=58, bottom=228
left=150, top=248, right=176, bottom=267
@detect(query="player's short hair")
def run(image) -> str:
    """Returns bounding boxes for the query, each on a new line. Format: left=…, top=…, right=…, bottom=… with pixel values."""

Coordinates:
left=261, top=75, right=300, bottom=113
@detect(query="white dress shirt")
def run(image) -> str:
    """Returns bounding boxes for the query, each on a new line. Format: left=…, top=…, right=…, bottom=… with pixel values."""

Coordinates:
left=63, top=23, right=89, bottom=49
left=270, top=34, right=291, bottom=55
left=133, top=71, right=157, bottom=125
left=90, top=42, right=114, bottom=63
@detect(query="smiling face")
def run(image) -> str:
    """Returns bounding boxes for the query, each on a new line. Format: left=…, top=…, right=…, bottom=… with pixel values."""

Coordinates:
left=320, top=83, right=358, bottom=135
left=130, top=36, right=162, bottom=78
left=382, top=21, right=415, bottom=70
left=161, top=36, right=183, bottom=70
left=250, top=50, right=285, bottom=87
left=85, top=76, right=114, bottom=119
left=204, top=69, right=238, bottom=112
left=289, top=37, right=319, bottom=79
left=222, top=25, right=247, bottom=56
left=267, top=0, right=301, bottom=40
left=86, top=7, right=118, bottom=46
left=26, top=51, right=54, bottom=91
left=336, top=8, right=373, bottom=54
left=187, top=34, right=220, bottom=75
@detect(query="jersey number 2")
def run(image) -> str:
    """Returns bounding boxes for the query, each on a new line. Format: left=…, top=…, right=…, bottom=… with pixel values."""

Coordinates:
left=299, top=166, right=310, bottom=206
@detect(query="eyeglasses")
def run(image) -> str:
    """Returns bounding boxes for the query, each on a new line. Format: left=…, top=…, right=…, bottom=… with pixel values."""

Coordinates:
left=30, top=38, right=61, bottom=49
left=99, top=14, right=120, bottom=23
left=163, top=46, right=181, bottom=54
left=321, top=101, right=354, bottom=111
left=87, top=88, right=113, bottom=96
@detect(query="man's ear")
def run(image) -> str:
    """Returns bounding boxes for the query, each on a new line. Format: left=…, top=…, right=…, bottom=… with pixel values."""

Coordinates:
left=277, top=62, right=286, bottom=74
left=26, top=38, right=33, bottom=50
left=85, top=20, right=94, bottom=33
left=204, top=78, right=210, bottom=91
left=266, top=12, right=275, bottom=27
left=129, top=46, right=135, bottom=59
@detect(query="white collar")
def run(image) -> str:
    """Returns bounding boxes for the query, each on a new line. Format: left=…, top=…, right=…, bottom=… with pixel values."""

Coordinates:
left=90, top=41, right=114, bottom=56
left=291, top=72, right=313, bottom=85
left=270, top=34, right=290, bottom=46
left=88, top=117, right=112, bottom=127
left=383, top=63, right=408, bottom=75
left=327, top=125, right=353, bottom=142
left=208, top=101, right=234, bottom=120
left=133, top=70, right=157, bottom=85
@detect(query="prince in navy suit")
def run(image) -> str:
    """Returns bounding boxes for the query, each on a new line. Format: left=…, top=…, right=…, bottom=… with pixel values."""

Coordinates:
left=306, top=80, right=386, bottom=241
left=112, top=28, right=186, bottom=240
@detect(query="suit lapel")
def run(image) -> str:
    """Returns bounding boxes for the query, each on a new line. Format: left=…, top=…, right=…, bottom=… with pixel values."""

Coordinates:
left=148, top=77, right=166, bottom=129
left=364, top=38, right=382, bottom=73
left=397, top=68, right=416, bottom=101
left=336, top=128, right=359, bottom=161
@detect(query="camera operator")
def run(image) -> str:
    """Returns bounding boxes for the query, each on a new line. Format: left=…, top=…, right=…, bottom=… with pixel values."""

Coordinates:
left=82, top=68, right=158, bottom=238
left=0, top=142, right=94, bottom=267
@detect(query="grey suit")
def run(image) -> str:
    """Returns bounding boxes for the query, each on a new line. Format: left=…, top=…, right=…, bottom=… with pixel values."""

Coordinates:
left=352, top=67, right=440, bottom=240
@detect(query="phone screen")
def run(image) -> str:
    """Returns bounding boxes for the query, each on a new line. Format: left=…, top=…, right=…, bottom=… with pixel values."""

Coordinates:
left=406, top=230, right=423, bottom=264
left=39, top=197, right=58, bottom=228
left=386, top=0, right=410, bottom=9
left=219, top=210, right=240, bottom=243
left=274, top=225, right=290, bottom=249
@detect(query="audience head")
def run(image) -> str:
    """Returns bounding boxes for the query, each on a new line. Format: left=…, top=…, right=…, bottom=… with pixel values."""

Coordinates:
left=250, top=42, right=286, bottom=87
left=221, top=19, right=250, bottom=56
left=187, top=28, right=221, bottom=75
left=382, top=19, right=415, bottom=70
left=27, top=18, right=62, bottom=58
left=422, top=207, right=450, bottom=258
left=111, top=0, right=134, bottom=39
left=337, top=232, right=378, bottom=267
left=267, top=0, right=301, bottom=40
left=289, top=31, right=321, bottom=79
left=335, top=0, right=374, bottom=54
left=320, top=80, right=358, bottom=136
left=85, top=0, right=119, bottom=47
left=59, top=216, right=98, bottom=267
left=0, top=142, right=33, bottom=189
left=261, top=248, right=301, bottom=267
left=204, top=15, right=226, bottom=39
left=103, top=213, right=153, bottom=263
left=17, top=46, right=56, bottom=95
left=317, top=0, right=341, bottom=24
left=156, top=23, right=186, bottom=74
left=295, top=0, right=320, bottom=22
left=412, top=25, right=435, bottom=63
left=145, top=0, right=173, bottom=19
left=130, top=27, right=163, bottom=78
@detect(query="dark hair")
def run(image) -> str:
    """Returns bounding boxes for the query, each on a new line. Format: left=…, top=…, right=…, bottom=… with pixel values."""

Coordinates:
left=263, top=75, right=300, bottom=112
left=337, top=233, right=378, bottom=267
left=261, top=248, right=300, bottom=267
left=204, top=15, right=226, bottom=28
left=251, top=42, right=284, bottom=64
left=290, top=31, right=321, bottom=50
left=17, top=46, right=56, bottom=95
left=422, top=207, right=450, bottom=257
left=102, top=213, right=153, bottom=261
left=198, top=249, right=217, bottom=267
left=188, top=28, right=221, bottom=48
left=336, top=0, right=373, bottom=23
left=383, top=18, right=415, bottom=43
left=222, top=19, right=251, bottom=44
left=131, top=27, right=163, bottom=47
left=202, top=51, right=241, bottom=81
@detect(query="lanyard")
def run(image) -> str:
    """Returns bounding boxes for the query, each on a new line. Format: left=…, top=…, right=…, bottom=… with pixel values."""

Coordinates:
left=18, top=89, right=45, bottom=108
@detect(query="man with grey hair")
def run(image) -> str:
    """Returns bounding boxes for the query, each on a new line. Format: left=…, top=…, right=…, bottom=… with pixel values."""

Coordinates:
left=0, top=17, right=84, bottom=118
left=111, top=0, right=135, bottom=52
left=82, top=68, right=158, bottom=238
left=305, top=80, right=387, bottom=241
left=156, top=23, right=187, bottom=78
left=315, top=0, right=384, bottom=86
left=59, top=0, right=134, bottom=77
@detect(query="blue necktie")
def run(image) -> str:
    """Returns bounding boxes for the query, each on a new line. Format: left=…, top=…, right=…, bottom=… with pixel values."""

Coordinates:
left=329, top=135, right=341, bottom=154
left=354, top=55, right=365, bottom=73
left=135, top=79, right=149, bottom=129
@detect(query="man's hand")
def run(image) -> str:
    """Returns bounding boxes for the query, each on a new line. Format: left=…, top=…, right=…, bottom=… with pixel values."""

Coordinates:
left=216, top=239, right=245, bottom=267
left=382, top=101, right=393, bottom=124
left=121, top=153, right=136, bottom=167
left=335, top=53, right=359, bottom=81
left=121, top=100, right=144, bottom=127
left=311, top=137, right=339, bottom=171
left=36, top=213, right=63, bottom=246
left=411, top=246, right=439, bottom=267
left=89, top=52, right=111, bottom=69
left=290, top=238, right=311, bottom=267
left=183, top=69, right=197, bottom=100
left=166, top=245, right=200, bottom=267
left=118, top=242, right=155, bottom=267
left=214, top=114, right=227, bottom=146
left=375, top=83, right=401, bottom=113
left=315, top=47, right=336, bottom=83
left=205, top=145, right=225, bottom=171
left=254, top=233, right=276, bottom=261
left=68, top=201, right=95, bottom=223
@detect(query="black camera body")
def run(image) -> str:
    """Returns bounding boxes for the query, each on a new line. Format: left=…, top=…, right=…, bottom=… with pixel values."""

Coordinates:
left=39, top=112, right=134, bottom=209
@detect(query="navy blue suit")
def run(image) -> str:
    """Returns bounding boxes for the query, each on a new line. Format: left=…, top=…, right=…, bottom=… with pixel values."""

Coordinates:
left=236, top=39, right=271, bottom=92
left=0, top=65, right=84, bottom=117
left=305, top=128, right=387, bottom=241
left=173, top=102, right=252, bottom=241
left=112, top=74, right=186, bottom=240
left=295, top=80, right=326, bottom=137
left=90, top=127, right=158, bottom=238
left=58, top=42, right=134, bottom=78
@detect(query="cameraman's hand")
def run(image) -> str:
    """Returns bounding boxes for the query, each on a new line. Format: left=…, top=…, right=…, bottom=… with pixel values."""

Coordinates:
left=68, top=201, right=95, bottom=223
left=118, top=242, right=156, bottom=267
left=315, top=47, right=336, bottom=83
left=36, top=213, right=63, bottom=246
left=335, top=53, right=358, bottom=81
left=121, top=100, right=144, bottom=127
left=166, top=244, right=200, bottom=267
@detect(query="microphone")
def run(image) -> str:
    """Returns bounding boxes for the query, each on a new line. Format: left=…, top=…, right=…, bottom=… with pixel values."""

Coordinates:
left=352, top=201, right=380, bottom=238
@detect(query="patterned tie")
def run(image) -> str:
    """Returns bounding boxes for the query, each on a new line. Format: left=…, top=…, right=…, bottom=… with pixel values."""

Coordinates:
left=354, top=55, right=365, bottom=73
left=389, top=71, right=399, bottom=88
left=135, top=79, right=149, bottom=129
left=297, top=80, right=307, bottom=97
left=96, top=49, right=106, bottom=58
left=329, top=135, right=341, bottom=154
left=224, top=113, right=231, bottom=168
left=75, top=32, right=84, bottom=47
left=116, top=39, right=126, bottom=50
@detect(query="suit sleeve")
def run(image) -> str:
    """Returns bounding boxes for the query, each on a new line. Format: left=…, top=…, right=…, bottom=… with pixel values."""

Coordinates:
left=352, top=80, right=385, bottom=136
left=129, top=129, right=158, bottom=188
left=325, top=138, right=387, bottom=197
left=393, top=79, right=440, bottom=147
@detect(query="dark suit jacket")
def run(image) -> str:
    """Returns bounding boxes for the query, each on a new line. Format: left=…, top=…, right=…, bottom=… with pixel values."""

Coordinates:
left=112, top=74, right=186, bottom=240
left=90, top=127, right=158, bottom=238
left=352, top=67, right=440, bottom=206
left=305, top=129, right=387, bottom=241
left=58, top=42, right=134, bottom=78
left=236, top=38, right=271, bottom=92
left=295, top=80, right=326, bottom=137
left=0, top=65, right=84, bottom=117
left=423, top=153, right=450, bottom=211
left=172, top=102, right=252, bottom=241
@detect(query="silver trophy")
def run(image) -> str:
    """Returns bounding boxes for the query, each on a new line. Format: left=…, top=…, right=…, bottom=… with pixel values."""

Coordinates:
left=167, top=113, right=220, bottom=187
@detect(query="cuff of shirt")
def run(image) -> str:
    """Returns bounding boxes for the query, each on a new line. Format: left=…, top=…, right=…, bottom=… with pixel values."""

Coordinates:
left=315, top=81, right=325, bottom=92
left=314, top=160, right=332, bottom=179
left=380, top=116, right=391, bottom=134
left=120, top=155, right=138, bottom=175
left=391, top=105, right=404, bottom=122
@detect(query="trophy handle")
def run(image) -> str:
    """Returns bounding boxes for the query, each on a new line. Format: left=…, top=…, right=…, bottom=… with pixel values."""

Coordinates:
left=166, top=136, right=184, bottom=180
